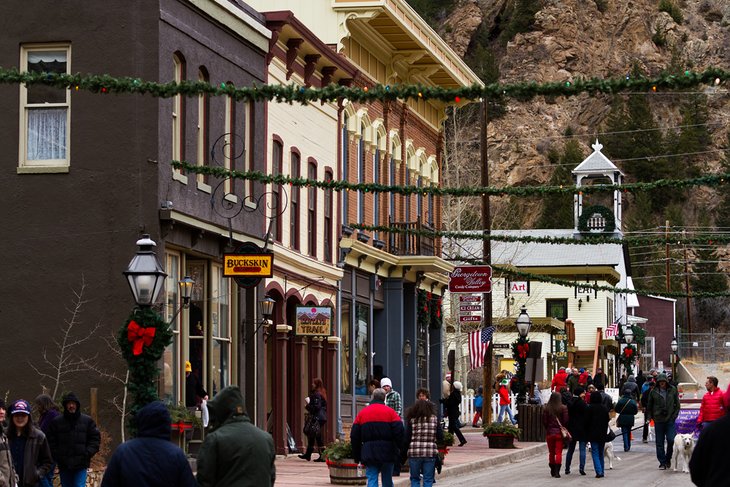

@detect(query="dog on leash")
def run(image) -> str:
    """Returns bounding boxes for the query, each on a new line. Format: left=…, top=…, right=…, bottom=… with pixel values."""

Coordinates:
left=673, top=434, right=695, bottom=473
left=604, top=439, right=620, bottom=469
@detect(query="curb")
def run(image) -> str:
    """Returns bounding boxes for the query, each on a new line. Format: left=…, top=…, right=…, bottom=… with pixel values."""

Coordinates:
left=393, top=443, right=548, bottom=485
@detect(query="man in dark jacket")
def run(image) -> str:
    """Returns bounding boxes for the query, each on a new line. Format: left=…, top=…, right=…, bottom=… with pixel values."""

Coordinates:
left=689, top=409, right=730, bottom=486
left=646, top=373, right=680, bottom=469
left=101, top=401, right=195, bottom=487
left=351, top=388, right=404, bottom=486
left=47, top=392, right=101, bottom=487
left=592, top=368, right=608, bottom=390
left=564, top=387, right=588, bottom=475
left=197, top=386, right=275, bottom=487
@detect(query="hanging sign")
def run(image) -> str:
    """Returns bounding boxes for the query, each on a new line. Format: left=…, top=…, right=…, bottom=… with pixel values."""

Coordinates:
left=295, top=306, right=332, bottom=336
left=224, top=242, right=274, bottom=288
left=510, top=281, right=528, bottom=293
left=448, top=266, right=492, bottom=293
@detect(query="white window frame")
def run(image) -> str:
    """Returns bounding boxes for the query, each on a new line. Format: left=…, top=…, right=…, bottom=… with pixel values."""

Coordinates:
left=18, top=44, right=71, bottom=173
left=172, top=54, right=187, bottom=184
left=196, top=68, right=211, bottom=192
left=211, top=264, right=232, bottom=394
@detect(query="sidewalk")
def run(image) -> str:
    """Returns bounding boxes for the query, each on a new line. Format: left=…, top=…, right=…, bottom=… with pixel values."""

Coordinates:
left=274, top=430, right=546, bottom=486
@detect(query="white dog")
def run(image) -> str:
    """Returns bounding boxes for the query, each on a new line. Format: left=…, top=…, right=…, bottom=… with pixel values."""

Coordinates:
left=604, top=438, right=620, bottom=469
left=673, top=434, right=695, bottom=473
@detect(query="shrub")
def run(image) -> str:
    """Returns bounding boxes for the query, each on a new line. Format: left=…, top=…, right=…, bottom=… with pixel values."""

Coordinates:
left=483, top=420, right=522, bottom=439
left=437, top=431, right=455, bottom=448
left=594, top=0, right=608, bottom=12
left=659, top=0, right=684, bottom=24
left=323, top=441, right=354, bottom=462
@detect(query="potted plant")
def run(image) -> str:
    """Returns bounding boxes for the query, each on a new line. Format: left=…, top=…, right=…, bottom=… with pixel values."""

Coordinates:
left=167, top=403, right=202, bottom=449
left=483, top=420, right=521, bottom=449
left=322, top=441, right=365, bottom=485
left=436, top=430, right=454, bottom=460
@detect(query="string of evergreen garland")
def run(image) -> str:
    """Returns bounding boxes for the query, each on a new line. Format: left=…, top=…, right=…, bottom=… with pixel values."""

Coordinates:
left=511, top=336, right=530, bottom=398
left=171, top=160, right=730, bottom=197
left=350, top=223, right=730, bottom=246
left=118, top=308, right=174, bottom=419
left=0, top=67, right=726, bottom=102
left=618, top=344, right=638, bottom=375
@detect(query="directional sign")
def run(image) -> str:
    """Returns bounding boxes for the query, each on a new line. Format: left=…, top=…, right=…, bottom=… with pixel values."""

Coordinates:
left=459, top=295, right=482, bottom=302
left=459, top=305, right=482, bottom=312
left=459, top=315, right=481, bottom=323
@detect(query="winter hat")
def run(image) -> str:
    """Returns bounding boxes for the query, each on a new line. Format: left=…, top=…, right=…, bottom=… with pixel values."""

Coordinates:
left=500, top=379, right=509, bottom=386
left=574, top=386, right=585, bottom=395
left=185, top=361, right=192, bottom=372
left=380, top=377, right=393, bottom=389
left=453, top=381, right=463, bottom=391
left=579, top=368, right=585, bottom=373
left=559, top=366, right=566, bottom=371
left=656, top=373, right=668, bottom=383
left=9, top=399, right=31, bottom=416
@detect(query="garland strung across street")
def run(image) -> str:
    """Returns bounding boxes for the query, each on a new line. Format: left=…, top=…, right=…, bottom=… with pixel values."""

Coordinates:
left=350, top=223, right=730, bottom=246
left=0, top=66, right=726, bottom=102
left=171, top=160, right=730, bottom=197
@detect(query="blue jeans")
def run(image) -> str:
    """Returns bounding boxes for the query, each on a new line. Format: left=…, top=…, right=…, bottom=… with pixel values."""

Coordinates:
left=365, top=463, right=394, bottom=487
left=39, top=464, right=56, bottom=487
left=621, top=425, right=632, bottom=451
left=497, top=405, right=515, bottom=424
left=590, top=441, right=605, bottom=475
left=409, top=457, right=435, bottom=487
left=565, top=440, right=586, bottom=472
left=59, top=468, right=87, bottom=487
left=654, top=420, right=677, bottom=465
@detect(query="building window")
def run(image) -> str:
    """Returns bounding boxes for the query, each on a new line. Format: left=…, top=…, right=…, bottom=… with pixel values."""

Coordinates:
left=428, top=193, right=434, bottom=226
left=187, top=260, right=207, bottom=404
left=19, top=44, right=71, bottom=170
left=417, top=176, right=423, bottom=222
left=162, top=252, right=181, bottom=403
left=373, top=138, right=380, bottom=240
left=223, top=92, right=235, bottom=196
left=196, top=67, right=210, bottom=188
left=341, top=301, right=351, bottom=395
left=357, top=124, right=366, bottom=223
left=324, top=169, right=333, bottom=263
left=172, top=53, right=186, bottom=182
left=308, top=159, right=317, bottom=257
left=211, top=264, right=231, bottom=396
left=546, top=299, right=568, bottom=321
left=355, top=303, right=370, bottom=396
left=271, top=138, right=283, bottom=242
left=290, top=149, right=301, bottom=251
left=244, top=101, right=254, bottom=198
left=341, top=114, right=349, bottom=226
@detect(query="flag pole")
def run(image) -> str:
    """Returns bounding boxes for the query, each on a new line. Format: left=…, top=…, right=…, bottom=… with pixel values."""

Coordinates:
left=481, top=99, right=493, bottom=426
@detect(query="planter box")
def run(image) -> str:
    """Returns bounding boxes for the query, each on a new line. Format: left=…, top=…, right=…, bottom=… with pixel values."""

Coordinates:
left=486, top=433, right=516, bottom=449
left=326, top=458, right=366, bottom=485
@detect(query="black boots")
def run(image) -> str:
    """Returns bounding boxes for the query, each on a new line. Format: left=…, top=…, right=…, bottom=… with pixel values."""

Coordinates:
left=549, top=463, right=562, bottom=478
left=298, top=454, right=311, bottom=461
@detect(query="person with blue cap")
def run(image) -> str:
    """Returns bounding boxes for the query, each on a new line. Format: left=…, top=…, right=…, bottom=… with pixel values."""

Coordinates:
left=7, top=399, right=53, bottom=487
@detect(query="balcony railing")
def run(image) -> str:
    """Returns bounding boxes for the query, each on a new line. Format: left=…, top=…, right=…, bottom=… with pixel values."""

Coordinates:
left=387, top=218, right=435, bottom=256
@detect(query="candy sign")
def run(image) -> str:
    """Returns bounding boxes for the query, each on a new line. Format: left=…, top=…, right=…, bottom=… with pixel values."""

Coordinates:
left=448, top=266, right=492, bottom=293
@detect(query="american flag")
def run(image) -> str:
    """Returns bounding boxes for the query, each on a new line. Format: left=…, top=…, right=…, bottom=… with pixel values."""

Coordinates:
left=469, top=326, right=494, bottom=369
left=604, top=322, right=619, bottom=339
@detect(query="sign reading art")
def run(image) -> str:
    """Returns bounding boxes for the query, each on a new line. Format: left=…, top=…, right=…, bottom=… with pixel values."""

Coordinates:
left=295, top=306, right=332, bottom=336
left=448, top=266, right=492, bottom=293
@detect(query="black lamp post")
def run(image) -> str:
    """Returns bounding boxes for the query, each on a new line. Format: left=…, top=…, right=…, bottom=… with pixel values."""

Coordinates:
left=256, top=295, right=276, bottom=340
left=123, top=234, right=167, bottom=307
left=515, top=306, right=532, bottom=338
left=515, top=306, right=532, bottom=403
left=670, top=337, right=679, bottom=379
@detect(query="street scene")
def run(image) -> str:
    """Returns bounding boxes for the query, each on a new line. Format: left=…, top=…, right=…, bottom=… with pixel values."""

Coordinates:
left=1, top=0, right=728, bottom=486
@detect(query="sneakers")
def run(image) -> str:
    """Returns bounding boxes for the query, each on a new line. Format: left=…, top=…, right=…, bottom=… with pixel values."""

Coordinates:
left=659, top=464, right=667, bottom=470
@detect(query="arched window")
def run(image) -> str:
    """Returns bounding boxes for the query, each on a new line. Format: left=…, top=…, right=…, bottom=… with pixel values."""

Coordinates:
left=290, top=149, right=301, bottom=251
left=172, top=53, right=186, bottom=181
left=271, top=137, right=284, bottom=242
left=308, top=159, right=317, bottom=257
left=357, top=122, right=366, bottom=223
left=197, top=67, right=210, bottom=187
left=324, top=169, right=334, bottom=263
left=224, top=86, right=235, bottom=196
left=373, top=132, right=380, bottom=240
left=341, top=114, right=349, bottom=226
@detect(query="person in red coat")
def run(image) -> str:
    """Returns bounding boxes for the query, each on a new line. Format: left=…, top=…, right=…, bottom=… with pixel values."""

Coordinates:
left=551, top=367, right=568, bottom=392
left=698, top=376, right=724, bottom=428
left=542, top=392, right=569, bottom=478
left=497, top=380, right=515, bottom=424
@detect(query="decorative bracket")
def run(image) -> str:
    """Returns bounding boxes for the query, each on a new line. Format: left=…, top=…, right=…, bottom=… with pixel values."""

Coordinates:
left=286, top=38, right=304, bottom=80
left=304, top=54, right=321, bottom=87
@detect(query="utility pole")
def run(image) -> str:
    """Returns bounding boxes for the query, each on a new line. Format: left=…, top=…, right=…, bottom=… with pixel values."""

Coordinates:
left=480, top=99, right=494, bottom=425
left=665, top=220, right=671, bottom=292
left=683, top=230, right=693, bottom=340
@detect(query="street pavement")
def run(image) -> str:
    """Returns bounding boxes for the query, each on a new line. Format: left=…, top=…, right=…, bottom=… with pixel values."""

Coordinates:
left=273, top=429, right=545, bottom=486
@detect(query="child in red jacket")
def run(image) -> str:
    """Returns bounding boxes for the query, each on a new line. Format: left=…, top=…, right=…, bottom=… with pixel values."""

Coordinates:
left=497, top=379, right=516, bottom=424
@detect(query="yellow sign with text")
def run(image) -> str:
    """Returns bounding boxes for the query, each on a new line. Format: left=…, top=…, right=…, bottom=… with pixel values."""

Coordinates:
left=223, top=253, right=274, bottom=277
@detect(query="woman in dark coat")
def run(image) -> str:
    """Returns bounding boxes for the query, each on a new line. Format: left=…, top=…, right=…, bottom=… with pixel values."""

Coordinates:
left=34, top=395, right=59, bottom=487
left=564, top=386, right=588, bottom=475
left=7, top=400, right=53, bottom=487
left=584, top=390, right=610, bottom=478
left=443, top=382, right=467, bottom=447
left=299, top=378, right=328, bottom=462
left=615, top=390, right=638, bottom=452
left=542, top=392, right=569, bottom=478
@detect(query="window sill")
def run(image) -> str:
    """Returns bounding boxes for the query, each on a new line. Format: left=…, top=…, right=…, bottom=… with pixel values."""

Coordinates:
left=197, top=181, right=212, bottom=193
left=172, top=172, right=188, bottom=184
left=224, top=193, right=238, bottom=204
left=17, top=165, right=69, bottom=174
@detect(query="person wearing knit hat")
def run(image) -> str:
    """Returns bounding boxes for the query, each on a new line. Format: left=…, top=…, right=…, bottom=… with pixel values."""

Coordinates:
left=646, top=373, right=680, bottom=469
left=8, top=399, right=53, bottom=487
left=497, top=378, right=516, bottom=425
left=380, top=377, right=402, bottom=417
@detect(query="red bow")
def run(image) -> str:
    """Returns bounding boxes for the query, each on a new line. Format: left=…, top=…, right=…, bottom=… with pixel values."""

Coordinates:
left=517, top=343, right=529, bottom=359
left=127, top=320, right=156, bottom=356
left=624, top=347, right=634, bottom=358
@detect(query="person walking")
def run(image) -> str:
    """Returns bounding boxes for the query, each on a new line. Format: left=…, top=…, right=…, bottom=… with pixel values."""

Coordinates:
left=100, top=401, right=196, bottom=487
left=471, top=387, right=483, bottom=427
left=443, top=382, right=467, bottom=447
left=567, top=368, right=579, bottom=394
left=578, top=368, right=591, bottom=388
left=689, top=405, right=730, bottom=486
left=622, top=375, right=640, bottom=401
left=564, top=386, right=588, bottom=476
left=47, top=392, right=101, bottom=487
left=184, top=360, right=208, bottom=408
left=0, top=418, right=16, bottom=487
left=697, top=376, right=724, bottom=429
left=381, top=378, right=402, bottom=418
left=592, top=367, right=608, bottom=390
left=551, top=367, right=568, bottom=392
left=646, top=373, right=680, bottom=469
left=615, top=390, right=639, bottom=452
left=7, top=400, right=53, bottom=487
left=197, top=386, right=276, bottom=487
left=351, top=388, right=404, bottom=487
left=584, top=390, right=609, bottom=478
left=402, top=398, right=442, bottom=487
left=33, top=395, right=60, bottom=487
left=640, top=377, right=655, bottom=443
left=497, top=379, right=515, bottom=424
left=542, top=392, right=568, bottom=478
left=299, top=378, right=328, bottom=462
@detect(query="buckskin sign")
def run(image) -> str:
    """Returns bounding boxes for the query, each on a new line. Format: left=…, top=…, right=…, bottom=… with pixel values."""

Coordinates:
left=448, top=265, right=492, bottom=293
left=223, top=253, right=274, bottom=277
left=295, top=306, right=332, bottom=336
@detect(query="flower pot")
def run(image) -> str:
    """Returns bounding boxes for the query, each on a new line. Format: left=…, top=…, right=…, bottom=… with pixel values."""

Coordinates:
left=486, top=433, right=516, bottom=449
left=326, top=458, right=366, bottom=485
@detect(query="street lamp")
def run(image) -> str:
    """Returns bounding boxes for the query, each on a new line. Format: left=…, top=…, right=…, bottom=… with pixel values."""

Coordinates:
left=624, top=325, right=634, bottom=344
left=256, top=295, right=276, bottom=340
left=179, top=276, right=194, bottom=308
left=123, top=235, right=167, bottom=307
left=671, top=337, right=679, bottom=379
left=515, top=306, right=532, bottom=338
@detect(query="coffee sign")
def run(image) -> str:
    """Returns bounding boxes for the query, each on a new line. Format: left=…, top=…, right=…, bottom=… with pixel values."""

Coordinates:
left=448, top=265, right=492, bottom=293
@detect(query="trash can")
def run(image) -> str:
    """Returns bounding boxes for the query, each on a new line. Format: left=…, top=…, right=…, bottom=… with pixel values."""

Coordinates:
left=517, top=404, right=545, bottom=442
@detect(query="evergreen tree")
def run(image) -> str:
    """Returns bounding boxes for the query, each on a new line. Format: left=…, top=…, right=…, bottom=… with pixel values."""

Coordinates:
left=716, top=132, right=730, bottom=230
left=537, top=140, right=581, bottom=228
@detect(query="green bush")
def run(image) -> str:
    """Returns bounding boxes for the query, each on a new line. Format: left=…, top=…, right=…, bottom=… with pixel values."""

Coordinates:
left=437, top=431, right=455, bottom=448
left=483, top=420, right=521, bottom=438
left=594, top=0, right=608, bottom=12
left=323, top=441, right=354, bottom=462
left=659, top=0, right=684, bottom=24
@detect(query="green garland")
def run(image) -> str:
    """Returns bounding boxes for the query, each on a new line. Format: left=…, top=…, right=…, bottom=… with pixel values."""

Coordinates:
left=417, top=290, right=443, bottom=331
left=172, top=160, right=730, bottom=197
left=118, top=307, right=174, bottom=419
left=577, top=205, right=616, bottom=234
left=511, top=336, right=530, bottom=398
left=618, top=344, right=638, bottom=375
left=351, top=223, right=730, bottom=246
left=1, top=67, right=727, bottom=102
